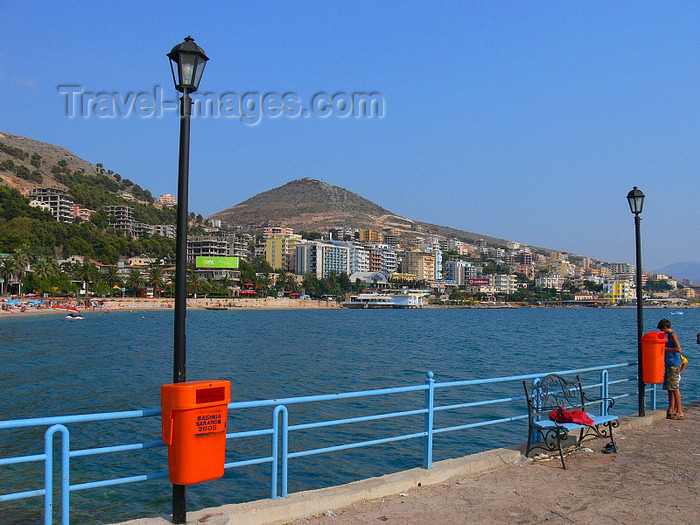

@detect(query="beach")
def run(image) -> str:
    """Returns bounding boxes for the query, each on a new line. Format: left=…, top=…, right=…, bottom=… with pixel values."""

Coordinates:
left=0, top=296, right=341, bottom=317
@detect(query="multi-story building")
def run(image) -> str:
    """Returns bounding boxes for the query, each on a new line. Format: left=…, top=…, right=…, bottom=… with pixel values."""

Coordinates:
left=490, top=274, right=517, bottom=294
left=382, top=229, right=400, bottom=246
left=331, top=241, right=369, bottom=274
left=535, top=274, right=563, bottom=290
left=103, top=205, right=135, bottom=236
left=73, top=204, right=95, bottom=222
left=612, top=262, right=635, bottom=275
left=29, top=188, right=74, bottom=223
left=444, top=260, right=479, bottom=286
left=359, top=229, right=382, bottom=242
left=367, top=244, right=397, bottom=277
left=295, top=241, right=351, bottom=279
left=404, top=251, right=436, bottom=282
left=159, top=194, right=176, bottom=206
left=187, top=236, right=229, bottom=263
left=152, top=224, right=176, bottom=239
left=263, top=226, right=294, bottom=239
left=602, top=279, right=632, bottom=303
left=266, top=234, right=302, bottom=272
left=133, top=222, right=151, bottom=238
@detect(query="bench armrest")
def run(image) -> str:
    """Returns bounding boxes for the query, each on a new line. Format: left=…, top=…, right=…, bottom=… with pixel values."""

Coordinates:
left=581, top=391, right=616, bottom=410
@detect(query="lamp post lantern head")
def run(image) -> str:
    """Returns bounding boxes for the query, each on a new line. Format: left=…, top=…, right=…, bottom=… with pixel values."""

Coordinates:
left=626, top=186, right=645, bottom=215
left=167, top=36, right=208, bottom=93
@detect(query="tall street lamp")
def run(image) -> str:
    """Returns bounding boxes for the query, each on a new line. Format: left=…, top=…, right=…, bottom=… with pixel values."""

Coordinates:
left=167, top=35, right=208, bottom=524
left=626, top=186, right=645, bottom=417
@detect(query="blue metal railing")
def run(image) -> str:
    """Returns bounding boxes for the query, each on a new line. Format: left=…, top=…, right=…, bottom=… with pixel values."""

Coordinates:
left=0, top=362, right=655, bottom=524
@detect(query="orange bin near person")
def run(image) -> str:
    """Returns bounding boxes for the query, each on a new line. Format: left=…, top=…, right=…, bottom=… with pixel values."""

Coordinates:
left=161, top=380, right=231, bottom=485
left=641, top=332, right=666, bottom=384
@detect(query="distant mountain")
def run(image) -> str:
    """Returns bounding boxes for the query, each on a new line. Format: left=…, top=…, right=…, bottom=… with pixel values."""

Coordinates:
left=210, top=178, right=518, bottom=248
left=654, top=262, right=700, bottom=283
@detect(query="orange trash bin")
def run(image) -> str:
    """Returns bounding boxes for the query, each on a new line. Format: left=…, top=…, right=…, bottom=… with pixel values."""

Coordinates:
left=641, top=332, right=666, bottom=384
left=161, top=380, right=231, bottom=485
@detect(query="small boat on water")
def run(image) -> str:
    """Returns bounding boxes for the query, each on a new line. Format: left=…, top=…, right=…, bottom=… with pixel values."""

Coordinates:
left=670, top=311, right=684, bottom=315
left=341, top=293, right=424, bottom=309
left=65, top=313, right=84, bottom=320
left=204, top=306, right=228, bottom=310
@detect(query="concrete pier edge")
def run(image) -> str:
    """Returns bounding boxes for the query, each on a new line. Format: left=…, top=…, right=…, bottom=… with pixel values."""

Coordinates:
left=116, top=409, right=666, bottom=525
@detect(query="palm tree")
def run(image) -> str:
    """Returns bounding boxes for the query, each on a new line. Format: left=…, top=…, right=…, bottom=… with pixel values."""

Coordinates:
left=0, top=257, right=18, bottom=295
left=219, top=276, right=234, bottom=297
left=74, top=261, right=99, bottom=294
left=104, top=266, right=123, bottom=295
left=187, top=273, right=202, bottom=298
left=12, top=244, right=31, bottom=296
left=33, top=257, right=59, bottom=282
left=126, top=269, right=145, bottom=297
left=147, top=266, right=165, bottom=298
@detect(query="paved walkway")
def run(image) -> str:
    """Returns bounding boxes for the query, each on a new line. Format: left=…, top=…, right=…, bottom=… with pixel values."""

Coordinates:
left=280, top=403, right=700, bottom=525
left=120, top=404, right=700, bottom=525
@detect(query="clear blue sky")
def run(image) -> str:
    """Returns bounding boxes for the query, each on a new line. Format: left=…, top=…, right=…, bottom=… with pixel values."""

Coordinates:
left=1, top=1, right=698, bottom=270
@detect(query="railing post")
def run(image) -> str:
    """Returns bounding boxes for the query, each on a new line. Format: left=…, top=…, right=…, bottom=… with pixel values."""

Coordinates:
left=530, top=378, right=542, bottom=445
left=423, top=371, right=434, bottom=469
left=271, top=405, right=288, bottom=499
left=44, top=424, right=70, bottom=525
left=651, top=384, right=657, bottom=410
left=600, top=369, right=609, bottom=416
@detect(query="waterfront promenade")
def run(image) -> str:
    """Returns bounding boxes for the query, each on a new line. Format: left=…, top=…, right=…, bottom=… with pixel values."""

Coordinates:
left=119, top=404, right=700, bottom=525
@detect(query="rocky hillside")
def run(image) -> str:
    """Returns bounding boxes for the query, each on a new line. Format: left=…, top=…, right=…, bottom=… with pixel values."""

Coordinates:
left=0, top=131, right=98, bottom=194
left=211, top=178, right=512, bottom=246
left=0, top=131, right=159, bottom=208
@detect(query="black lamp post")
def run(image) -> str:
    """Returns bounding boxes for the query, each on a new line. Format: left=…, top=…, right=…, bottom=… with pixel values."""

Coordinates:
left=167, top=35, right=208, bottom=524
left=626, top=186, right=645, bottom=417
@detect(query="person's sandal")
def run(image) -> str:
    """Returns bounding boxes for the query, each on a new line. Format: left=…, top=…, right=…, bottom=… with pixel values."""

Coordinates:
left=670, top=414, right=685, bottom=420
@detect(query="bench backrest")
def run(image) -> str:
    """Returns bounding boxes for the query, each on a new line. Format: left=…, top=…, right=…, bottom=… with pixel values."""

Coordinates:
left=523, top=373, right=586, bottom=420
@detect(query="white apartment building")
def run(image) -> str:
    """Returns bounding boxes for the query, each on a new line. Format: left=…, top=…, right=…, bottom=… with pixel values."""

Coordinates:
left=295, top=241, right=351, bottom=279
left=444, top=260, right=479, bottom=286
left=331, top=241, right=369, bottom=274
left=535, top=274, right=563, bottom=290
left=490, top=274, right=517, bottom=294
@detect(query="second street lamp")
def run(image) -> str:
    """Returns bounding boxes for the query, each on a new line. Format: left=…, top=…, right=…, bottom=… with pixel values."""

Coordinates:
left=626, top=186, right=645, bottom=417
left=168, top=35, right=208, bottom=525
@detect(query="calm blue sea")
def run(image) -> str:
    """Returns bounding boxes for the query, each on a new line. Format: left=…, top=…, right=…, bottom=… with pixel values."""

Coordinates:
left=1, top=307, right=698, bottom=524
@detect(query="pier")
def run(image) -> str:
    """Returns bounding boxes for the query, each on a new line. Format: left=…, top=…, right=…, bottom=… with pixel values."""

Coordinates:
left=117, top=405, right=699, bottom=524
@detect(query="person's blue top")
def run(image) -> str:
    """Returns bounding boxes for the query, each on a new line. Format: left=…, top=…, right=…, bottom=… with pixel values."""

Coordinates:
left=665, top=333, right=682, bottom=367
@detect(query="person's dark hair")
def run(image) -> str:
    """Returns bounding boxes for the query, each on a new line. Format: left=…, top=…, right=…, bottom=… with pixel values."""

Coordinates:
left=657, top=318, right=671, bottom=330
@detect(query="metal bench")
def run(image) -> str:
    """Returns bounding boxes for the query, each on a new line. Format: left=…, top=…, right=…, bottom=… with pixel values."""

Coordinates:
left=523, top=373, right=619, bottom=469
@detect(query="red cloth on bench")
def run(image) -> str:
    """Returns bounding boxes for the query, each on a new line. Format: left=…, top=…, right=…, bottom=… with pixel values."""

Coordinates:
left=549, top=407, right=594, bottom=426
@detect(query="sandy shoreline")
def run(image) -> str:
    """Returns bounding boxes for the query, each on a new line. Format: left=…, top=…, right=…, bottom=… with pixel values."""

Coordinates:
left=0, top=297, right=341, bottom=317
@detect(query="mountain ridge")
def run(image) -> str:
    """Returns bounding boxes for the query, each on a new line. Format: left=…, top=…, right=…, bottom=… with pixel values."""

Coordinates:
left=211, top=177, right=518, bottom=248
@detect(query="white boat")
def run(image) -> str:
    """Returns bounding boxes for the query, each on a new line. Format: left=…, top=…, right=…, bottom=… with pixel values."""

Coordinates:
left=341, top=293, right=424, bottom=309
left=65, top=313, right=84, bottom=320
left=670, top=311, right=684, bottom=315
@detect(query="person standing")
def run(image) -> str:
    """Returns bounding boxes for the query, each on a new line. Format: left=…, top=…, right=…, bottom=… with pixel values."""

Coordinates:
left=658, top=318, right=684, bottom=420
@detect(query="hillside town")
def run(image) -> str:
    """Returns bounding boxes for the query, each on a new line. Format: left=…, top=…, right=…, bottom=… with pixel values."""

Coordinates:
left=2, top=182, right=697, bottom=306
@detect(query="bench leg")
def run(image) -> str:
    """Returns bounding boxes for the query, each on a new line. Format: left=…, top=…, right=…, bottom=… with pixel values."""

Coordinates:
left=556, top=431, right=567, bottom=469
left=607, top=421, right=617, bottom=452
